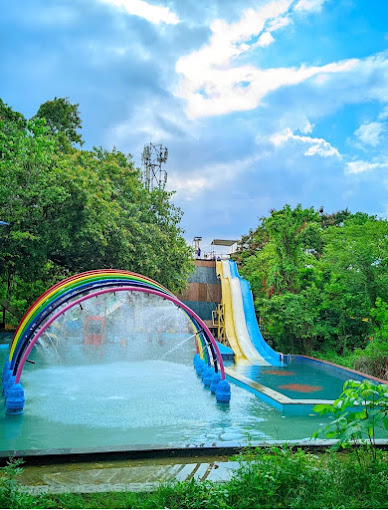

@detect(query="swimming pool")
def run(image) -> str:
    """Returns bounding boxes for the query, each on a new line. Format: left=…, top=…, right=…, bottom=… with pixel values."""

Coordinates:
left=0, top=344, right=332, bottom=453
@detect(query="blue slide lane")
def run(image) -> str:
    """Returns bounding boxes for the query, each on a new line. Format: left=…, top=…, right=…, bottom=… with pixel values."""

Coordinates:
left=229, top=260, right=283, bottom=366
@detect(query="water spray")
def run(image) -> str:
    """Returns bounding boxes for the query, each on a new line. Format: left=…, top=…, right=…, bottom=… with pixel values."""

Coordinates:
left=160, top=330, right=203, bottom=360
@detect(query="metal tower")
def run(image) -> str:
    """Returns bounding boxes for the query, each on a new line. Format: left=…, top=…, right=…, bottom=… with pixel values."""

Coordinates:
left=141, top=143, right=168, bottom=191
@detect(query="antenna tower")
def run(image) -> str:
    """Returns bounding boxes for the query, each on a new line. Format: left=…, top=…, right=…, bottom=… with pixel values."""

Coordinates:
left=141, top=143, right=168, bottom=191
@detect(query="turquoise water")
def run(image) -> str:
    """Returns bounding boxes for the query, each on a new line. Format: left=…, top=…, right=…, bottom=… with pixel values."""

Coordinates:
left=232, top=362, right=350, bottom=400
left=0, top=345, right=331, bottom=452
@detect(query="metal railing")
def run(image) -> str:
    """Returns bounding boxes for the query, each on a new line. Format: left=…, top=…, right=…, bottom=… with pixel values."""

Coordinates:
left=196, top=252, right=231, bottom=261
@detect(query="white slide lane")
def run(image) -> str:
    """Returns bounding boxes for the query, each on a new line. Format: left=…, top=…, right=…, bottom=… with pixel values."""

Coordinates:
left=222, top=261, right=269, bottom=365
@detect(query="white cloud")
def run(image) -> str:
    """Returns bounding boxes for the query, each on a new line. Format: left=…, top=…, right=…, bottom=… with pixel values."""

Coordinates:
left=177, top=54, right=358, bottom=119
left=270, top=128, right=341, bottom=158
left=105, top=98, right=198, bottom=150
left=257, top=32, right=275, bottom=47
left=378, top=106, right=388, bottom=120
left=99, top=0, right=180, bottom=25
left=294, top=0, right=327, bottom=12
left=355, top=121, right=385, bottom=147
left=301, top=120, right=314, bottom=134
left=267, top=16, right=291, bottom=31
left=175, top=0, right=362, bottom=118
left=168, top=156, right=260, bottom=201
left=167, top=176, right=208, bottom=200
left=346, top=160, right=388, bottom=174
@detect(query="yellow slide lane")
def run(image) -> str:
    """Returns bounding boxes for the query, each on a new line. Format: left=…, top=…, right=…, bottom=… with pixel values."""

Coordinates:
left=216, top=260, right=246, bottom=362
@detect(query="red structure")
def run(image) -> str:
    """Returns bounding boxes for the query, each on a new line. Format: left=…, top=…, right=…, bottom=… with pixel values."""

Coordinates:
left=83, top=316, right=105, bottom=345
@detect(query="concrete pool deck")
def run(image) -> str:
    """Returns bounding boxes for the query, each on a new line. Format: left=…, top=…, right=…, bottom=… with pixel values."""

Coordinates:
left=0, top=440, right=340, bottom=467
left=19, top=456, right=240, bottom=494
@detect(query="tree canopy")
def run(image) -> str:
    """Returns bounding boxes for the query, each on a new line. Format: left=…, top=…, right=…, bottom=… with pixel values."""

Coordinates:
left=34, top=97, right=83, bottom=149
left=0, top=98, right=193, bottom=315
left=233, top=205, right=388, bottom=377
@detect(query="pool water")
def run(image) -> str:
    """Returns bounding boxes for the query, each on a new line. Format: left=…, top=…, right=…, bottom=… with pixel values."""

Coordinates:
left=232, top=362, right=350, bottom=400
left=0, top=345, right=332, bottom=452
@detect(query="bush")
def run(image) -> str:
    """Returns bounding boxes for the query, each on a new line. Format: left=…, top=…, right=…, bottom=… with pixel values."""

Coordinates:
left=312, top=345, right=388, bottom=380
left=357, top=298, right=388, bottom=380
left=314, top=379, right=388, bottom=464
left=354, top=356, right=388, bottom=380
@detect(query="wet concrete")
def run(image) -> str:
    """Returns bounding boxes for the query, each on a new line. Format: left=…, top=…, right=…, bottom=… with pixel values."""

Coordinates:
left=17, top=441, right=388, bottom=495
left=19, top=455, right=240, bottom=494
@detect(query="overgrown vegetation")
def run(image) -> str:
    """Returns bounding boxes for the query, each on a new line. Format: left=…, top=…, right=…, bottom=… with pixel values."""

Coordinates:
left=314, top=380, right=388, bottom=464
left=1, top=447, right=388, bottom=509
left=0, top=98, right=193, bottom=321
left=233, top=205, right=388, bottom=379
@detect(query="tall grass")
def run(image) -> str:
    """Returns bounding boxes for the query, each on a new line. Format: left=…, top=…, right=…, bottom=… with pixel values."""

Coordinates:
left=2, top=447, right=388, bottom=508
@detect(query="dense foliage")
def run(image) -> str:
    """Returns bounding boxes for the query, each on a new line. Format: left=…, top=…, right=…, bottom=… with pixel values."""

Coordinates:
left=233, top=205, right=388, bottom=378
left=2, top=448, right=388, bottom=508
left=0, top=98, right=192, bottom=318
left=314, top=379, right=388, bottom=463
left=34, top=97, right=84, bottom=150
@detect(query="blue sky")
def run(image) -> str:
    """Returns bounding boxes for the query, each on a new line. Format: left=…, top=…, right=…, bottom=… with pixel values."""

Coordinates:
left=1, top=0, right=387, bottom=252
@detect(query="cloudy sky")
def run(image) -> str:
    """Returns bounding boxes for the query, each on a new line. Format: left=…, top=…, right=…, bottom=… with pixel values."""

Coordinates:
left=1, top=0, right=387, bottom=252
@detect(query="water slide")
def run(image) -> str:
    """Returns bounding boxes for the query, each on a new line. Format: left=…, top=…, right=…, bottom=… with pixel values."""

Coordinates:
left=216, top=260, right=246, bottom=363
left=217, top=260, right=283, bottom=366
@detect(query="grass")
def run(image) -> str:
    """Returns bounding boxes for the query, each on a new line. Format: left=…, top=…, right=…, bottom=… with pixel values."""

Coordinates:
left=310, top=348, right=358, bottom=369
left=2, top=447, right=388, bottom=509
left=312, top=348, right=388, bottom=380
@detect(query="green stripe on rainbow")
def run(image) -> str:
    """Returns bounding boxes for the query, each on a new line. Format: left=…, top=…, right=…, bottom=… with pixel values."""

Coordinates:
left=9, top=269, right=216, bottom=377
left=9, top=270, right=172, bottom=361
left=3, top=269, right=228, bottom=415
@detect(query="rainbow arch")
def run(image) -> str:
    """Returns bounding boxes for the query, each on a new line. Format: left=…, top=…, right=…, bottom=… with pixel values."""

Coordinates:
left=2, top=270, right=227, bottom=414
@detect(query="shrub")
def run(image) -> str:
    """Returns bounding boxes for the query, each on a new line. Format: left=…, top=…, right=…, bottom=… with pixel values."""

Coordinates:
left=314, top=379, right=388, bottom=464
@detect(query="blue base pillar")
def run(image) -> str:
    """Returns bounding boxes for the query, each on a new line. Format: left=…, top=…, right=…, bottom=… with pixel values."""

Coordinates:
left=2, top=360, right=11, bottom=381
left=210, top=372, right=221, bottom=394
left=195, top=359, right=206, bottom=376
left=5, top=383, right=25, bottom=415
left=2, top=370, right=14, bottom=396
left=202, top=367, right=215, bottom=388
left=216, top=380, right=231, bottom=404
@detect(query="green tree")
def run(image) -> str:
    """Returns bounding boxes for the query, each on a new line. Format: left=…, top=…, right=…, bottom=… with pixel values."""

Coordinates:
left=0, top=100, right=70, bottom=309
left=234, top=205, right=388, bottom=357
left=34, top=97, right=83, bottom=149
left=262, top=204, right=320, bottom=294
left=0, top=99, right=193, bottom=318
left=0, top=99, right=26, bottom=140
left=50, top=146, right=192, bottom=292
left=320, top=214, right=388, bottom=352
left=235, top=205, right=323, bottom=352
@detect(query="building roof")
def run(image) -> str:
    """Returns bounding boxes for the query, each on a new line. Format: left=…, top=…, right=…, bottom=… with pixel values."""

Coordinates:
left=211, top=239, right=238, bottom=246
